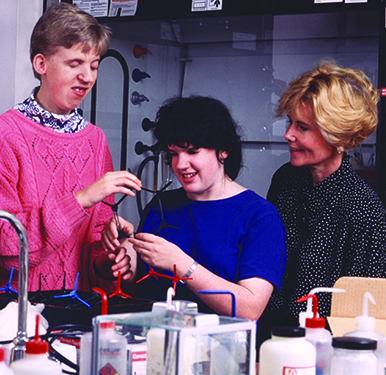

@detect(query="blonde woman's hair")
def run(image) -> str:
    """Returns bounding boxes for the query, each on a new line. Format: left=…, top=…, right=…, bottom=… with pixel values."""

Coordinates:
left=277, top=61, right=379, bottom=150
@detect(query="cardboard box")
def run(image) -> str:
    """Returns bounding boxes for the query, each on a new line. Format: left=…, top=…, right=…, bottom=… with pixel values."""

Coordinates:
left=327, top=276, right=386, bottom=337
left=127, top=342, right=147, bottom=375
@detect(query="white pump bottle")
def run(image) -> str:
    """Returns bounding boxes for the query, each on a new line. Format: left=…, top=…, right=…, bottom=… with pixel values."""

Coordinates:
left=344, top=291, right=386, bottom=375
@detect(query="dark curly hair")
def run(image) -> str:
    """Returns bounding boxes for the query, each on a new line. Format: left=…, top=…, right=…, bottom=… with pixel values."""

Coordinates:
left=154, top=95, right=243, bottom=180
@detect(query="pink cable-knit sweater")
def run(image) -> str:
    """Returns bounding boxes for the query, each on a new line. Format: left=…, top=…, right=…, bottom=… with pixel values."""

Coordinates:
left=0, top=109, right=116, bottom=293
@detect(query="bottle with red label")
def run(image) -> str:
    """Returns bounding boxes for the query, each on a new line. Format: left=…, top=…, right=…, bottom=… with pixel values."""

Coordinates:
left=98, top=321, right=127, bottom=375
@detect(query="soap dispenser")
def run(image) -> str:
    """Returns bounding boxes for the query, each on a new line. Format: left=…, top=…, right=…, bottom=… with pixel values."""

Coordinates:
left=297, top=294, right=333, bottom=375
left=344, top=291, right=386, bottom=375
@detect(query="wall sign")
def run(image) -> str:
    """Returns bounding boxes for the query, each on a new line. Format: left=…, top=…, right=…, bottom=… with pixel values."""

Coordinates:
left=73, top=0, right=138, bottom=17
left=314, top=0, right=368, bottom=3
left=192, top=0, right=222, bottom=12
left=314, top=0, right=343, bottom=3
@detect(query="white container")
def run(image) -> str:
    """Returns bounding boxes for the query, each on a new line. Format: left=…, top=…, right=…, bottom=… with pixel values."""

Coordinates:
left=11, top=315, right=62, bottom=375
left=259, top=326, right=316, bottom=375
left=79, top=331, right=92, bottom=375
left=10, top=338, right=62, bottom=375
left=344, top=291, right=386, bottom=375
left=98, top=321, right=127, bottom=375
left=345, top=330, right=385, bottom=375
left=0, top=348, right=13, bottom=375
left=330, top=337, right=377, bottom=375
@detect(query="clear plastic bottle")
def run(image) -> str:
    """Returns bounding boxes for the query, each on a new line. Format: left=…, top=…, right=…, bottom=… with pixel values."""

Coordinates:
left=10, top=315, right=62, bottom=375
left=80, top=287, right=109, bottom=375
left=330, top=337, right=377, bottom=375
left=344, top=291, right=386, bottom=375
left=79, top=331, right=92, bottom=375
left=297, top=294, right=333, bottom=375
left=259, top=326, right=316, bottom=375
left=0, top=348, right=14, bottom=375
left=97, top=321, right=127, bottom=375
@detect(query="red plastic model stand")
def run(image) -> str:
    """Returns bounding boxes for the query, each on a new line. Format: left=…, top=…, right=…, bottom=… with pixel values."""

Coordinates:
left=109, top=272, right=133, bottom=299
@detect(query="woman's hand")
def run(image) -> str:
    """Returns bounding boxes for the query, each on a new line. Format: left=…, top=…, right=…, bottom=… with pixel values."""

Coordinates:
left=75, top=170, right=141, bottom=209
left=102, top=216, right=135, bottom=251
left=128, top=233, right=190, bottom=273
left=94, top=246, right=134, bottom=281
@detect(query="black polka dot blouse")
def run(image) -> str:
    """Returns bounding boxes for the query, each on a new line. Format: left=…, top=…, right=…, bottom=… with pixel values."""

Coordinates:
left=267, top=155, right=386, bottom=321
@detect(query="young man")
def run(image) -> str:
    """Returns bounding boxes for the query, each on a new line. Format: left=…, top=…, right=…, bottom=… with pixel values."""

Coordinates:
left=0, top=3, right=141, bottom=293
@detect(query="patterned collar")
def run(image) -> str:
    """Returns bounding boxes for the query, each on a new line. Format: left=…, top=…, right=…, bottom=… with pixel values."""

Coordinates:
left=14, top=87, right=87, bottom=133
left=311, top=155, right=352, bottom=195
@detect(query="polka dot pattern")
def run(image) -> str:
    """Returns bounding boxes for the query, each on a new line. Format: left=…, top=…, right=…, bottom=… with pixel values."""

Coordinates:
left=267, top=156, right=386, bottom=319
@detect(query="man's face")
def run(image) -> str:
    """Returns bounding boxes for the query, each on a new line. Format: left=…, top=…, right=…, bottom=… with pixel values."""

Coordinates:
left=35, top=43, right=100, bottom=115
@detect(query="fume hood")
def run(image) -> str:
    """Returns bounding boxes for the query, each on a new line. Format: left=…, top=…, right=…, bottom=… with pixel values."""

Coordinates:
left=47, top=0, right=386, bottom=227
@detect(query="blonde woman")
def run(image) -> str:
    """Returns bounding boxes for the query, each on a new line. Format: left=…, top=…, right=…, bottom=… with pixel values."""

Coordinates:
left=258, top=61, right=386, bottom=346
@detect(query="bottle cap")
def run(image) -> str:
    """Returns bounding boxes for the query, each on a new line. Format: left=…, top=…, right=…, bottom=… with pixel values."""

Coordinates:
left=272, top=326, right=305, bottom=337
left=25, top=315, right=49, bottom=354
left=333, top=336, right=377, bottom=350
left=297, top=294, right=325, bottom=329
left=25, top=340, right=49, bottom=354
left=100, top=321, right=115, bottom=330
left=305, top=316, right=326, bottom=329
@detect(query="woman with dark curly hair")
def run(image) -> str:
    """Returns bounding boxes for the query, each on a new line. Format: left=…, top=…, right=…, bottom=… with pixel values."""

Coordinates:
left=258, top=61, right=386, bottom=347
left=104, top=95, right=286, bottom=320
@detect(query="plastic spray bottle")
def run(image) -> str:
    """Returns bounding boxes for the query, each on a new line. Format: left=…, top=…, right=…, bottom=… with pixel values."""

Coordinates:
left=297, top=294, right=333, bottom=375
left=10, top=315, right=62, bottom=375
left=344, top=291, right=386, bottom=375
left=298, top=287, right=346, bottom=328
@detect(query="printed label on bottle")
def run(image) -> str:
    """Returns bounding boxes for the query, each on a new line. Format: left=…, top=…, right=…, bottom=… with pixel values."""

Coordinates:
left=99, top=362, right=118, bottom=375
left=283, top=366, right=316, bottom=375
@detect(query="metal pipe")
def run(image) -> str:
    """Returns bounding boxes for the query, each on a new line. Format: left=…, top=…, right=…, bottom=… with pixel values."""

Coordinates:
left=0, top=210, right=29, bottom=362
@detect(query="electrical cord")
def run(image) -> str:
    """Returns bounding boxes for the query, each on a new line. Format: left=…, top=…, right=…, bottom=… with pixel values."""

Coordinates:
left=46, top=323, right=92, bottom=374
